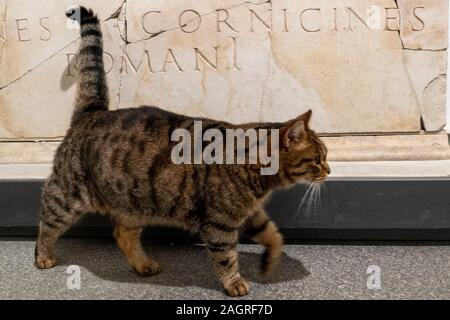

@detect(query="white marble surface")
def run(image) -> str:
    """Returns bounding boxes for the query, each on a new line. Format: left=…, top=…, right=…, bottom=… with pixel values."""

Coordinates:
left=2, top=160, right=449, bottom=180
left=0, top=0, right=448, bottom=139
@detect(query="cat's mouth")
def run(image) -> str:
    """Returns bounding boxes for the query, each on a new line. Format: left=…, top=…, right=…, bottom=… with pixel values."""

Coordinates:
left=314, top=162, right=330, bottom=181
left=313, top=170, right=329, bottom=181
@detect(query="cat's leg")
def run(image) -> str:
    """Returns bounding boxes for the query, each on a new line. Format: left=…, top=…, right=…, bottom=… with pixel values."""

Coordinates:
left=200, top=225, right=249, bottom=297
left=35, top=183, right=86, bottom=269
left=113, top=223, right=161, bottom=276
left=243, top=209, right=283, bottom=274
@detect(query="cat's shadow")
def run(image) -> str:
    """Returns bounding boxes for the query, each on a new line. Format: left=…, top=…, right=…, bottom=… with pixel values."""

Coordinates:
left=60, top=55, right=77, bottom=91
left=57, top=239, right=310, bottom=292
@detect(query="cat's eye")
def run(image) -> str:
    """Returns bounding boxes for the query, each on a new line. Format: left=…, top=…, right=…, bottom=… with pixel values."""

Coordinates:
left=314, top=155, right=321, bottom=165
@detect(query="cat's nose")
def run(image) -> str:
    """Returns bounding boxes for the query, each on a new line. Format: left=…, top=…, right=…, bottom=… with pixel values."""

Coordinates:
left=315, top=165, right=330, bottom=181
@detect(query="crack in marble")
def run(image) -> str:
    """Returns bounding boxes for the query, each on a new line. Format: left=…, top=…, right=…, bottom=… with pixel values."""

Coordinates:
left=0, top=0, right=8, bottom=76
left=0, top=35, right=80, bottom=90
left=116, top=1, right=127, bottom=109
left=0, top=1, right=130, bottom=91
left=403, top=47, right=447, bottom=52
left=258, top=31, right=272, bottom=122
left=0, top=2, right=130, bottom=91
left=114, top=0, right=271, bottom=109
left=393, top=0, right=406, bottom=50
left=421, top=74, right=447, bottom=131
left=394, top=0, right=430, bottom=129
left=394, top=0, right=448, bottom=52
left=104, top=0, right=128, bottom=108
left=106, top=0, right=126, bottom=22
left=423, top=74, right=447, bottom=92
left=117, top=46, right=127, bottom=108
left=0, top=0, right=271, bottom=91
left=107, top=0, right=127, bottom=43
left=126, top=0, right=271, bottom=44
left=255, top=0, right=273, bottom=122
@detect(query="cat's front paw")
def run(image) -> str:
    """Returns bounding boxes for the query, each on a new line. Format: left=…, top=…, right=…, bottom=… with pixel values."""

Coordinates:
left=223, top=275, right=250, bottom=297
left=35, top=255, right=56, bottom=269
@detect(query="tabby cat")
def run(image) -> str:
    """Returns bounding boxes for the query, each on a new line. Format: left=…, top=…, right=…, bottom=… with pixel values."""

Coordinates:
left=35, top=7, right=330, bottom=297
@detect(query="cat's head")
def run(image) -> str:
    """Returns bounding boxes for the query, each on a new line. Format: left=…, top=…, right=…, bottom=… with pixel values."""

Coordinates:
left=278, top=110, right=330, bottom=183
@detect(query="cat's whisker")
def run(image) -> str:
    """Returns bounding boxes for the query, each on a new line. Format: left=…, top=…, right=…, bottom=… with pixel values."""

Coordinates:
left=309, top=183, right=315, bottom=217
left=303, top=182, right=324, bottom=224
left=317, top=182, right=325, bottom=222
left=312, top=183, right=320, bottom=222
left=322, top=182, right=337, bottom=209
left=295, top=182, right=314, bottom=218
left=319, top=182, right=324, bottom=206
left=311, top=183, right=319, bottom=222
left=303, top=181, right=319, bottom=220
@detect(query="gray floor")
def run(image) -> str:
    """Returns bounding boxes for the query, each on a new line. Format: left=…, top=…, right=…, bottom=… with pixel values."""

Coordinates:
left=1, top=238, right=449, bottom=299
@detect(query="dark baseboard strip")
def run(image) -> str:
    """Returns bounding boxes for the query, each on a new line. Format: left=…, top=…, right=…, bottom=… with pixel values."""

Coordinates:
left=280, top=228, right=450, bottom=241
left=1, top=179, right=449, bottom=240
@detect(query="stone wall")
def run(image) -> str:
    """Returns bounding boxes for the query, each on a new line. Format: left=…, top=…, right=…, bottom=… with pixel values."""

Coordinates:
left=0, top=0, right=449, bottom=162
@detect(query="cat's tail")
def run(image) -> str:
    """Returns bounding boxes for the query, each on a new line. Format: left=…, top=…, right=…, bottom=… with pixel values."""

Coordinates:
left=66, top=6, right=109, bottom=123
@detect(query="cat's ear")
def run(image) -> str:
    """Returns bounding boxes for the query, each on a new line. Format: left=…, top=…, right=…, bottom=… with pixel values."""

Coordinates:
left=297, top=109, right=312, bottom=124
left=280, top=110, right=311, bottom=149
left=281, top=119, right=307, bottom=149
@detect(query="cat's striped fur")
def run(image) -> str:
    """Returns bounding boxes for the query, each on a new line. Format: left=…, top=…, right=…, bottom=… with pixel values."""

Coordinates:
left=35, top=7, right=330, bottom=297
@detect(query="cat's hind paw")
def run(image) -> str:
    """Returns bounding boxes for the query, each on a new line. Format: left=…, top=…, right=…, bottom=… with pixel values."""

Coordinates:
left=261, top=248, right=281, bottom=275
left=134, top=260, right=161, bottom=277
left=35, top=256, right=56, bottom=269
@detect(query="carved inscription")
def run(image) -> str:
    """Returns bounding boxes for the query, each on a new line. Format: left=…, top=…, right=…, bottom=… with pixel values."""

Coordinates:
left=3, top=4, right=433, bottom=77
left=123, top=37, right=240, bottom=74
left=14, top=17, right=52, bottom=42
left=137, top=6, right=426, bottom=34
left=65, top=52, right=114, bottom=77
